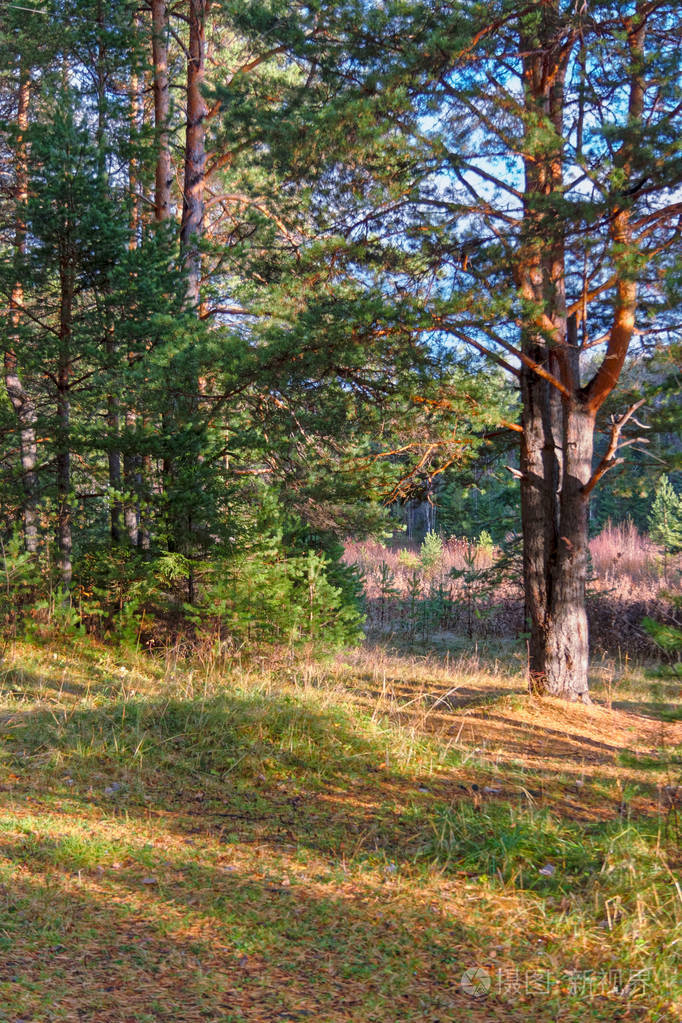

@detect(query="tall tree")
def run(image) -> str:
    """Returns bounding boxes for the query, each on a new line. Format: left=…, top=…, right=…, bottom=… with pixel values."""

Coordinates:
left=4, top=61, right=39, bottom=554
left=263, top=0, right=681, bottom=699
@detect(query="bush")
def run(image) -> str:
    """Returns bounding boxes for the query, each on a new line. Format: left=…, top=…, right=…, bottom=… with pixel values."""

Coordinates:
left=2, top=491, right=366, bottom=656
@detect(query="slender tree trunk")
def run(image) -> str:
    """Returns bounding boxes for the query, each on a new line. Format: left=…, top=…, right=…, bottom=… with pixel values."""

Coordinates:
left=152, top=0, right=172, bottom=223
left=181, top=0, right=208, bottom=307
left=170, top=0, right=208, bottom=598
left=124, top=45, right=143, bottom=546
left=107, top=376, right=122, bottom=544
left=145, top=1, right=173, bottom=556
left=152, top=0, right=178, bottom=555
left=123, top=410, right=140, bottom=545
left=57, top=264, right=74, bottom=593
left=95, top=1, right=123, bottom=544
left=4, top=66, right=39, bottom=554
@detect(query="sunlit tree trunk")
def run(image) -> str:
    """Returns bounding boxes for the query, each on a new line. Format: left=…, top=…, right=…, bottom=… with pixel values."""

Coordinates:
left=152, top=0, right=172, bottom=223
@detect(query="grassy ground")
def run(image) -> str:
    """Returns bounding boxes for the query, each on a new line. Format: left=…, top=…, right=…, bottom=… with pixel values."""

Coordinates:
left=0, top=636, right=679, bottom=1022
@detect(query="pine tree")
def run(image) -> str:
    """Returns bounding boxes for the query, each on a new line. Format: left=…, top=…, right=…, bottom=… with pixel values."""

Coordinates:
left=250, top=0, right=682, bottom=698
left=649, top=475, right=682, bottom=581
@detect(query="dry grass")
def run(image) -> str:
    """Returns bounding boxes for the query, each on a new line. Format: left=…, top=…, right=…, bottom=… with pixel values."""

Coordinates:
left=346, top=523, right=680, bottom=655
left=347, top=522, right=669, bottom=601
left=345, top=536, right=497, bottom=600
left=589, top=520, right=663, bottom=596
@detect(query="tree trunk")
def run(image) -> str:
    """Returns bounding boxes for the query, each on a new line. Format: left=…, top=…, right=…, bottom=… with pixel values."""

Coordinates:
left=107, top=381, right=122, bottom=544
left=544, top=402, right=594, bottom=699
left=123, top=406, right=140, bottom=546
left=123, top=43, right=143, bottom=546
left=95, top=1, right=123, bottom=545
left=57, top=264, right=74, bottom=593
left=522, top=392, right=594, bottom=702
left=520, top=367, right=555, bottom=689
left=152, top=0, right=172, bottom=223
left=181, top=0, right=207, bottom=307
left=517, top=10, right=595, bottom=701
left=4, top=65, right=39, bottom=554
left=169, top=0, right=208, bottom=598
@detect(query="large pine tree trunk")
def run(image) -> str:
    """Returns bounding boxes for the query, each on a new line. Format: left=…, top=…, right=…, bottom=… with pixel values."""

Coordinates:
left=517, top=7, right=643, bottom=702
left=544, top=402, right=594, bottom=699
left=521, top=391, right=594, bottom=702
left=517, top=9, right=594, bottom=702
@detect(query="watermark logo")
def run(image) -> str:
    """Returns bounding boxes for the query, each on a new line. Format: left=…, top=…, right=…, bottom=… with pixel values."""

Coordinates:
left=461, top=966, right=492, bottom=998
left=460, top=964, right=654, bottom=1000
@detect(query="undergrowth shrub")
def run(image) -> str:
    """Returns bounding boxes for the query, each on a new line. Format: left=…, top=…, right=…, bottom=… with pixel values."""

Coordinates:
left=642, top=595, right=682, bottom=674
left=1, top=501, right=365, bottom=655
left=0, top=530, right=37, bottom=644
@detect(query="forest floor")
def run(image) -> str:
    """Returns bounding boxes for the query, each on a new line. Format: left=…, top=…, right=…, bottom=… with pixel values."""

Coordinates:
left=0, top=636, right=680, bottom=1023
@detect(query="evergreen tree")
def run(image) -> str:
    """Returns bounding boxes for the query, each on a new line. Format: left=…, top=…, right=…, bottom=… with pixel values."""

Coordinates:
left=649, top=475, right=682, bottom=580
left=245, top=0, right=682, bottom=698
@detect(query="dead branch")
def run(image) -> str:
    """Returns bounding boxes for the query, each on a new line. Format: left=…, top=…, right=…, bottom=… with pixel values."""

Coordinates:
left=582, top=398, right=647, bottom=497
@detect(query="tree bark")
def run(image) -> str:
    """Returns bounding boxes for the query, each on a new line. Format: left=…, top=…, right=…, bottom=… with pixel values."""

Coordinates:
left=168, top=0, right=208, bottom=598
left=152, top=0, right=172, bottom=223
left=543, top=402, right=594, bottom=699
left=4, top=66, right=39, bottom=554
left=107, top=380, right=123, bottom=544
left=95, top=0, right=124, bottom=544
left=518, top=10, right=591, bottom=700
left=123, top=41, right=143, bottom=546
left=181, top=0, right=208, bottom=307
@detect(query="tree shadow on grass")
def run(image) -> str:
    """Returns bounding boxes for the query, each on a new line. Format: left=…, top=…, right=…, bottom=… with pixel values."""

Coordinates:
left=0, top=666, right=89, bottom=700
left=611, top=697, right=682, bottom=723
left=0, top=681, right=673, bottom=864
left=0, top=687, right=672, bottom=1022
left=0, top=651, right=145, bottom=700
left=0, top=689, right=438, bottom=865
left=0, top=832, right=521, bottom=1023
left=0, top=815, right=666, bottom=1022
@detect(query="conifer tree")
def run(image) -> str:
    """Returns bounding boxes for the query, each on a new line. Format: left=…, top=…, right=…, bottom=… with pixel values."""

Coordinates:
left=649, top=474, right=682, bottom=580
left=249, top=0, right=682, bottom=698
